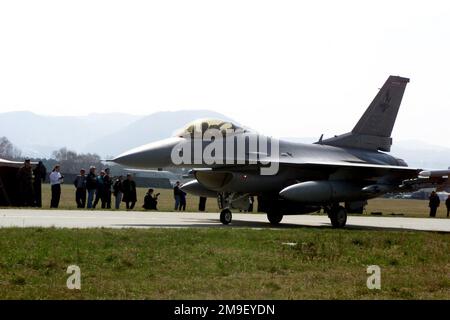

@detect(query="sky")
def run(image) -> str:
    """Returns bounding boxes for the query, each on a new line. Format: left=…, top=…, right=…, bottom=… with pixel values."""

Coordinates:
left=1, top=0, right=449, bottom=146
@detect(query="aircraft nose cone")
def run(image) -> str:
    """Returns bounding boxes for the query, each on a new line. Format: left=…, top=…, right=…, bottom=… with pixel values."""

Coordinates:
left=112, top=137, right=183, bottom=169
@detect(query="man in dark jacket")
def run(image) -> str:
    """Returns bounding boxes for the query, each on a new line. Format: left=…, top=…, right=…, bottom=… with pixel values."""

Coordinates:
left=446, top=195, right=450, bottom=218
left=103, top=168, right=113, bottom=209
left=86, top=166, right=97, bottom=209
left=17, top=159, right=34, bottom=207
left=143, top=188, right=159, bottom=210
left=429, top=191, right=440, bottom=217
left=73, top=169, right=87, bottom=208
left=33, top=161, right=46, bottom=207
left=179, top=189, right=187, bottom=211
left=122, top=174, right=137, bottom=210
left=173, top=181, right=181, bottom=210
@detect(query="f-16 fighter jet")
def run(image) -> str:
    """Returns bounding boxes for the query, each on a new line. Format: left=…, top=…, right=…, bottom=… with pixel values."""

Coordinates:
left=113, top=76, right=450, bottom=227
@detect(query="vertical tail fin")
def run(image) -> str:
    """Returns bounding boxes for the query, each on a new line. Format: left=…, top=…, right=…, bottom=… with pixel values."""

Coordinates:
left=321, top=75, right=409, bottom=152
left=352, top=76, right=409, bottom=137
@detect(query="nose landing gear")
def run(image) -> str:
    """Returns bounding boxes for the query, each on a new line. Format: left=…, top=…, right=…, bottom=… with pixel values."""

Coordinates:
left=217, top=192, right=251, bottom=225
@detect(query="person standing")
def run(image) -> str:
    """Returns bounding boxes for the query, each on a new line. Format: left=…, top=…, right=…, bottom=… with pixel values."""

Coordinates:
left=93, top=170, right=106, bottom=209
left=113, top=176, right=124, bottom=209
left=49, top=165, right=63, bottom=208
left=86, top=166, right=97, bottom=209
left=32, top=161, right=46, bottom=207
left=17, top=159, right=34, bottom=207
left=179, top=189, right=187, bottom=211
left=122, top=174, right=137, bottom=210
left=73, top=169, right=87, bottom=208
left=428, top=191, right=440, bottom=217
left=446, top=195, right=450, bottom=218
left=248, top=196, right=254, bottom=212
left=103, top=168, right=113, bottom=209
left=173, top=181, right=181, bottom=210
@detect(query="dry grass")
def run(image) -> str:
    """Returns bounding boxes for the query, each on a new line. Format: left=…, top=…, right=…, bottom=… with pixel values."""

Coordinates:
left=366, top=198, right=448, bottom=218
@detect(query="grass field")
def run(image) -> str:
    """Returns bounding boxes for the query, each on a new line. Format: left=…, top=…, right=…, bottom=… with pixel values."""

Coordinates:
left=0, top=227, right=448, bottom=299
left=1, top=185, right=449, bottom=300
left=35, top=184, right=447, bottom=218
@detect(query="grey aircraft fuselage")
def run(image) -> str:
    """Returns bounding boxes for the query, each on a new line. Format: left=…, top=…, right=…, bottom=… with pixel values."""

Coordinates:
left=112, top=127, right=413, bottom=193
left=112, top=131, right=414, bottom=200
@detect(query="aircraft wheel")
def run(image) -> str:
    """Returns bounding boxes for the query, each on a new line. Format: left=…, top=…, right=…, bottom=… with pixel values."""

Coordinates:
left=267, top=212, right=283, bottom=225
left=329, top=205, right=347, bottom=228
left=220, top=209, right=232, bottom=225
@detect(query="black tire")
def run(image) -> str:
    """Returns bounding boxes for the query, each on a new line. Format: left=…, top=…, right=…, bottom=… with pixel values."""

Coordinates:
left=220, top=209, right=232, bottom=225
left=329, top=205, right=347, bottom=228
left=267, top=212, right=283, bottom=225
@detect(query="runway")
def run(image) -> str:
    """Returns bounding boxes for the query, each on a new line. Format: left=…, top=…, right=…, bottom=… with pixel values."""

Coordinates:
left=0, top=209, right=449, bottom=232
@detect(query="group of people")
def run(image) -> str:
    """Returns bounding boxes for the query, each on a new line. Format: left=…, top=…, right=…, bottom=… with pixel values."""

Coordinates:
left=72, top=166, right=140, bottom=210
left=15, top=159, right=192, bottom=211
left=173, top=181, right=187, bottom=210
left=53, top=164, right=182, bottom=211
left=428, top=191, right=450, bottom=218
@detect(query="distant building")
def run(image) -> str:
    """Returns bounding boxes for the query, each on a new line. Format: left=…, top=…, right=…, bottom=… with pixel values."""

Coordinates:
left=124, top=169, right=188, bottom=187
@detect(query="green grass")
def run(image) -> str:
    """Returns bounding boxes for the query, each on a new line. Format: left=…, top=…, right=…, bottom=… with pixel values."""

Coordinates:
left=35, top=184, right=448, bottom=218
left=0, top=227, right=448, bottom=299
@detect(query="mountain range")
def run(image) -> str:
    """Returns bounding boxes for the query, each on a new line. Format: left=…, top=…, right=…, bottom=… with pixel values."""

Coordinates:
left=0, top=110, right=232, bottom=158
left=0, top=110, right=449, bottom=169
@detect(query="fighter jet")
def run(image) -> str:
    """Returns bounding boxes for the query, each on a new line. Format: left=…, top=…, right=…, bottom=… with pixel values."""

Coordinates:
left=113, top=76, right=450, bottom=227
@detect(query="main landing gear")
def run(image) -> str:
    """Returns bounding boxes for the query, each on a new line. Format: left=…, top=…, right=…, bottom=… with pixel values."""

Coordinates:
left=220, top=209, right=232, bottom=225
left=267, top=211, right=283, bottom=225
left=218, top=193, right=347, bottom=228
left=327, top=204, right=347, bottom=228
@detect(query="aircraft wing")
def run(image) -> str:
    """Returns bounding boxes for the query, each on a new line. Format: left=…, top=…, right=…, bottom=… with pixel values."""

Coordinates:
left=234, top=155, right=423, bottom=178
left=276, top=160, right=449, bottom=191
left=402, top=169, right=450, bottom=192
left=209, top=157, right=422, bottom=185
left=210, top=159, right=449, bottom=192
left=279, top=160, right=421, bottom=172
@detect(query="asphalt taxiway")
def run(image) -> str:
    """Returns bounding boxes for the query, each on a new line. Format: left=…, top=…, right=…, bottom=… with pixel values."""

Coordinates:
left=0, top=209, right=449, bottom=232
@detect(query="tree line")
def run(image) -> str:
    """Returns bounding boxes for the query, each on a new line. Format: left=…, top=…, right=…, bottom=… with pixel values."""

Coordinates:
left=0, top=136, right=106, bottom=174
left=0, top=137, right=22, bottom=160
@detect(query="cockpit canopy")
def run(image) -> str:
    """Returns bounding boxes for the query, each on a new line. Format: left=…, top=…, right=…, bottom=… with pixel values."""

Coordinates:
left=173, top=118, right=247, bottom=138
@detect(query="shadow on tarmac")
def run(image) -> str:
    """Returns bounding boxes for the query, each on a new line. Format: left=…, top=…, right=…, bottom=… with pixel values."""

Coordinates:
left=113, top=218, right=432, bottom=233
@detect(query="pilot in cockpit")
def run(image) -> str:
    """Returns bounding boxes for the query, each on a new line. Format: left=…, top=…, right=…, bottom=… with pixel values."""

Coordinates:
left=173, top=118, right=248, bottom=138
